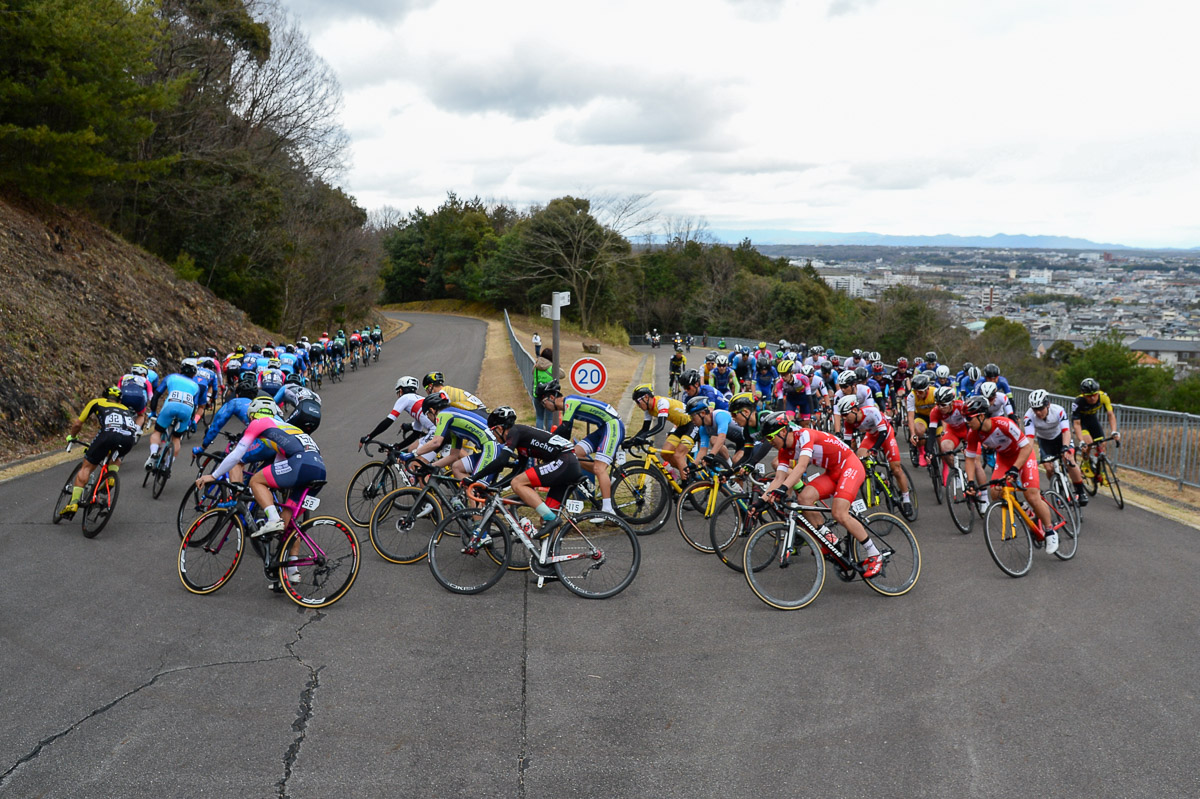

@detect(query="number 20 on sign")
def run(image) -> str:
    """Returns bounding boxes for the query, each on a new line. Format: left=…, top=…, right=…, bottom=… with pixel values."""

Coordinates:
left=569, top=358, right=607, bottom=395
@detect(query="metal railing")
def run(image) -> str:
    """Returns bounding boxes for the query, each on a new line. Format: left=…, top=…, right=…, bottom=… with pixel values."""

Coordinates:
left=503, top=310, right=537, bottom=398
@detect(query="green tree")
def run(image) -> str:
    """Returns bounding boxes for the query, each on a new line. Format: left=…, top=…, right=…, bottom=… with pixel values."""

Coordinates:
left=1056, top=331, right=1173, bottom=406
left=1166, top=374, right=1200, bottom=414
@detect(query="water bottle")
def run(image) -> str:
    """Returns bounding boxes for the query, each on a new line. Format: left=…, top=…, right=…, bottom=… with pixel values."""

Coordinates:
left=815, top=524, right=836, bottom=545
left=450, top=495, right=465, bottom=512
left=519, top=518, right=535, bottom=538
left=1019, top=500, right=1033, bottom=517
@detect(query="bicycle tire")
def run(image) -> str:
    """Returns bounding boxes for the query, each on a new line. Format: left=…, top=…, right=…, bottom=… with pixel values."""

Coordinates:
left=896, top=463, right=918, bottom=521
left=278, top=516, right=361, bottom=608
left=675, top=480, right=722, bottom=553
left=52, top=463, right=83, bottom=523
left=608, top=466, right=671, bottom=534
left=1083, top=458, right=1099, bottom=496
left=742, top=521, right=825, bottom=610
left=368, top=486, right=444, bottom=564
left=710, top=494, right=777, bottom=573
left=151, top=450, right=171, bottom=499
left=1102, top=460, right=1124, bottom=509
left=929, top=457, right=943, bottom=505
left=344, top=461, right=398, bottom=527
left=551, top=512, right=641, bottom=599
left=428, top=508, right=510, bottom=594
left=855, top=512, right=921, bottom=596
left=983, top=501, right=1033, bottom=577
left=946, top=470, right=975, bottom=534
left=1042, top=490, right=1078, bottom=561
left=178, top=509, right=246, bottom=594
left=176, top=481, right=232, bottom=538
left=81, top=470, right=119, bottom=538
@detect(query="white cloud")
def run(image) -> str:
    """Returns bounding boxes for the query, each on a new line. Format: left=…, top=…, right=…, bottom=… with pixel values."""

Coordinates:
left=280, top=0, right=1200, bottom=247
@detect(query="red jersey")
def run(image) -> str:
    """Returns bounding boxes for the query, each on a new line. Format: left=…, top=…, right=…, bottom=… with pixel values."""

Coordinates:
left=789, top=427, right=859, bottom=474
left=967, top=415, right=1027, bottom=458
left=930, top=399, right=969, bottom=438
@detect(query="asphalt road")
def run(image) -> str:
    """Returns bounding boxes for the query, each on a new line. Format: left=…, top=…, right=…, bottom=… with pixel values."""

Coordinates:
left=2, top=323, right=1197, bottom=799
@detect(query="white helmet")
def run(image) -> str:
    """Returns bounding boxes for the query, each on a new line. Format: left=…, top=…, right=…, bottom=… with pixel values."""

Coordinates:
left=835, top=394, right=859, bottom=416
left=395, top=375, right=420, bottom=394
left=248, top=398, right=280, bottom=419
left=1029, top=389, right=1050, bottom=409
left=800, top=364, right=814, bottom=377
left=935, top=364, right=951, bottom=379
left=979, top=381, right=999, bottom=400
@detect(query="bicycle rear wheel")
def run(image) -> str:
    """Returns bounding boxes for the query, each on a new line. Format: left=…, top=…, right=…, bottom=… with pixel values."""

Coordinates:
left=1101, top=460, right=1124, bottom=509
left=608, top=466, right=671, bottom=534
left=984, top=502, right=1033, bottom=577
left=345, top=461, right=398, bottom=527
left=368, top=486, right=443, bottom=563
left=928, top=457, right=943, bottom=504
left=81, top=471, right=119, bottom=538
left=551, top=512, right=641, bottom=599
left=675, top=480, right=722, bottom=553
left=277, top=516, right=360, bottom=608
left=894, top=464, right=918, bottom=521
left=710, top=494, right=772, bottom=573
left=52, top=463, right=83, bottom=523
left=742, top=522, right=825, bottom=610
left=855, top=512, right=920, bottom=596
left=428, top=508, right=510, bottom=594
left=946, top=471, right=975, bottom=534
left=1082, top=458, right=1099, bottom=496
left=151, top=450, right=171, bottom=499
left=178, top=510, right=245, bottom=594
left=1042, top=491, right=1078, bottom=561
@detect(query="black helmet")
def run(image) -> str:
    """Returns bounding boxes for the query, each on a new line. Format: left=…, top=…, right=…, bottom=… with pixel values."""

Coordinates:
left=286, top=372, right=304, bottom=386
left=679, top=369, right=702, bottom=388
left=963, top=395, right=990, bottom=417
left=180, top=362, right=197, bottom=378
left=236, top=372, right=259, bottom=398
left=422, top=371, right=445, bottom=390
left=487, top=406, right=517, bottom=431
left=1080, top=377, right=1100, bottom=393
left=685, top=395, right=711, bottom=416
left=854, top=366, right=869, bottom=382
left=285, top=344, right=296, bottom=354
left=205, top=347, right=217, bottom=357
left=632, top=383, right=655, bottom=402
left=423, top=392, right=450, bottom=413
left=984, top=362, right=1000, bottom=379
left=189, top=350, right=200, bottom=359
left=911, top=374, right=931, bottom=391
left=925, top=351, right=938, bottom=362
left=758, top=411, right=791, bottom=442
left=934, top=386, right=956, bottom=405
left=535, top=379, right=561, bottom=401
left=288, top=399, right=322, bottom=434
left=962, top=361, right=974, bottom=373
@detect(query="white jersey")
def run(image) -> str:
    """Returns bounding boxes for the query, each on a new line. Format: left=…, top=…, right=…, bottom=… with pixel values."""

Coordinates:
left=1023, top=403, right=1070, bottom=440
left=832, top=384, right=875, bottom=415
left=388, top=392, right=423, bottom=421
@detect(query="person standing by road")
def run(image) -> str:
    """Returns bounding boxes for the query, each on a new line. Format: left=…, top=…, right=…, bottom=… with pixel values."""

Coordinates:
left=532, top=332, right=542, bottom=358
left=533, top=347, right=564, bottom=429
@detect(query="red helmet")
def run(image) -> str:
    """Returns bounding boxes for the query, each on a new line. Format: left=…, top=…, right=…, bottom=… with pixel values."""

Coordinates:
left=897, top=357, right=908, bottom=369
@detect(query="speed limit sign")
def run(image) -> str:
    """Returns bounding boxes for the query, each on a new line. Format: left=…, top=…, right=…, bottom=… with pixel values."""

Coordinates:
left=569, top=357, right=607, bottom=395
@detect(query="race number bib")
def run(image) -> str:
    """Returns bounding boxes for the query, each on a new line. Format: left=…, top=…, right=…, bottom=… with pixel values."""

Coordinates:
left=167, top=389, right=194, bottom=406
left=851, top=499, right=868, bottom=514
left=301, top=495, right=321, bottom=511
left=615, top=449, right=626, bottom=465
left=547, top=434, right=573, bottom=450
left=565, top=499, right=584, bottom=514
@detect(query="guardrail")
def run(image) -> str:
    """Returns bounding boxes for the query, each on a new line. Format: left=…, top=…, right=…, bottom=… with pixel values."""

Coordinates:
left=503, top=310, right=537, bottom=398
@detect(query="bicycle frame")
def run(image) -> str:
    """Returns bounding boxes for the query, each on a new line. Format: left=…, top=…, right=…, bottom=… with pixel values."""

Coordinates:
left=472, top=492, right=601, bottom=589
left=774, top=499, right=873, bottom=577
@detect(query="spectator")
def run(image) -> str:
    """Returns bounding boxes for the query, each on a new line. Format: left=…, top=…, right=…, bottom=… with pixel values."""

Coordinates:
left=532, top=332, right=542, bottom=358
left=533, top=348, right=564, bottom=429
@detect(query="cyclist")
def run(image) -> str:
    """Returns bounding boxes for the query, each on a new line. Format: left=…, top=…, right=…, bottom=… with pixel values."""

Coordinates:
left=775, top=360, right=810, bottom=423
left=928, top=385, right=971, bottom=473
left=196, top=398, right=326, bottom=542
left=755, top=412, right=883, bottom=577
left=686, top=395, right=742, bottom=465
left=147, top=362, right=200, bottom=472
left=59, top=387, right=140, bottom=518
left=274, top=373, right=322, bottom=434
left=360, top=375, right=423, bottom=445
left=1024, top=388, right=1088, bottom=507
left=977, top=381, right=1014, bottom=419
left=258, top=358, right=287, bottom=396
left=963, top=395, right=1056, bottom=554
left=117, top=364, right=153, bottom=424
left=679, top=369, right=728, bottom=411
left=370, top=325, right=383, bottom=357
left=199, top=372, right=261, bottom=450
left=924, top=351, right=940, bottom=373
left=630, top=383, right=695, bottom=484
left=837, top=394, right=913, bottom=515
left=328, top=333, right=346, bottom=377
left=421, top=371, right=487, bottom=415
left=402, top=393, right=501, bottom=481
left=958, top=365, right=982, bottom=397
left=905, top=373, right=938, bottom=465
left=933, top=364, right=955, bottom=390
left=308, top=340, right=325, bottom=383
left=668, top=346, right=687, bottom=394
left=708, top=354, right=740, bottom=399
left=1072, top=377, right=1119, bottom=456
left=348, top=329, right=363, bottom=361
left=750, top=357, right=776, bottom=407
left=890, top=356, right=911, bottom=410
left=191, top=355, right=219, bottom=426
left=974, top=363, right=1011, bottom=396
left=533, top=380, right=624, bottom=515
left=702, top=351, right=718, bottom=383
left=240, top=346, right=263, bottom=375
left=278, top=344, right=300, bottom=376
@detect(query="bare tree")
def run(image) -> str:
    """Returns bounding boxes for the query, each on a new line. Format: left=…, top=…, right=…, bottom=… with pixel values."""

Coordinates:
left=661, top=215, right=712, bottom=250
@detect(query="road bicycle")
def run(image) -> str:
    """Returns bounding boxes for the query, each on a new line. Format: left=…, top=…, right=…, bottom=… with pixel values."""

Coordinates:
left=668, top=372, right=682, bottom=400
left=178, top=479, right=360, bottom=608
left=175, top=431, right=245, bottom=536
left=742, top=499, right=921, bottom=610
left=367, top=466, right=471, bottom=564
left=1080, top=435, right=1124, bottom=509
left=427, top=483, right=640, bottom=599
left=674, top=457, right=768, bottom=553
left=607, top=441, right=709, bottom=534
left=143, top=419, right=187, bottom=499
left=938, top=446, right=985, bottom=534
left=52, top=442, right=122, bottom=538
left=858, top=446, right=918, bottom=522
left=345, top=440, right=416, bottom=526
left=981, top=474, right=1079, bottom=578
left=708, top=482, right=790, bottom=573
left=1039, top=452, right=1083, bottom=535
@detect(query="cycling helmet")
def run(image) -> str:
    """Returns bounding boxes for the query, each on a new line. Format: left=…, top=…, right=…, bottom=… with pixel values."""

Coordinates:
left=911, top=374, right=931, bottom=391
left=205, top=347, right=217, bottom=357
left=897, top=357, right=908, bottom=369
left=978, top=381, right=998, bottom=400
left=180, top=362, right=197, bottom=378
left=922, top=369, right=937, bottom=380
left=336, top=329, right=345, bottom=337
left=934, top=386, right=956, bottom=405
left=145, top=357, right=159, bottom=370
left=935, top=364, right=950, bottom=379
left=715, top=355, right=729, bottom=367
left=779, top=339, right=788, bottom=348
left=106, top=385, right=121, bottom=401
left=800, top=364, right=814, bottom=377
left=838, top=370, right=856, bottom=387
left=759, top=411, right=791, bottom=441
left=825, top=347, right=835, bottom=357
left=729, top=392, right=756, bottom=413
left=187, top=350, right=199, bottom=359
left=819, top=359, right=831, bottom=370
left=679, top=369, right=702, bottom=388
left=423, top=392, right=450, bottom=414
left=962, top=361, right=974, bottom=373
left=835, top=394, right=859, bottom=416
left=395, top=375, right=420, bottom=394
left=777, top=360, right=794, bottom=375
left=1080, top=377, right=1100, bottom=394
left=535, top=379, right=561, bottom=401
left=810, top=345, right=823, bottom=356
left=685, top=395, right=711, bottom=416
left=300, top=336, right=309, bottom=343
left=267, top=358, right=281, bottom=369
left=925, top=351, right=938, bottom=362
left=871, top=361, right=884, bottom=374
left=262, top=348, right=276, bottom=359
left=963, top=395, right=990, bottom=417
left=236, top=372, right=259, bottom=398
left=422, top=371, right=445, bottom=390
left=675, top=345, right=683, bottom=353
left=830, top=355, right=840, bottom=366
left=322, top=331, right=329, bottom=338
left=487, top=406, right=517, bottom=431
left=285, top=344, right=295, bottom=354
left=130, top=364, right=148, bottom=377
left=248, top=398, right=280, bottom=419
left=234, top=345, right=246, bottom=355
left=288, top=399, right=322, bottom=434
left=983, top=363, right=1000, bottom=379
left=913, top=356, right=924, bottom=367
left=869, top=351, right=881, bottom=362
left=966, top=366, right=982, bottom=382
left=632, top=383, right=655, bottom=402
left=758, top=358, right=772, bottom=371
left=286, top=372, right=304, bottom=386
left=705, top=352, right=717, bottom=363
left=851, top=348, right=863, bottom=358
left=265, top=340, right=274, bottom=348
left=854, top=366, right=869, bottom=383
left=758, top=341, right=768, bottom=350
left=1029, top=389, right=1050, bottom=409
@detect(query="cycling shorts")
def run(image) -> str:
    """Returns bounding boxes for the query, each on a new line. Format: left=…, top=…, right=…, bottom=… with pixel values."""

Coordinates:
left=156, top=401, right=194, bottom=435
left=940, top=430, right=965, bottom=451
left=524, top=455, right=584, bottom=504
left=119, top=387, right=147, bottom=413
left=784, top=393, right=810, bottom=417
left=861, top=428, right=900, bottom=463
left=805, top=462, right=865, bottom=503
left=575, top=419, right=625, bottom=465
left=85, top=430, right=136, bottom=466
left=1037, top=436, right=1067, bottom=460
left=993, top=452, right=1040, bottom=490
left=1077, top=416, right=1104, bottom=442
left=666, top=422, right=696, bottom=448
left=263, top=451, right=326, bottom=493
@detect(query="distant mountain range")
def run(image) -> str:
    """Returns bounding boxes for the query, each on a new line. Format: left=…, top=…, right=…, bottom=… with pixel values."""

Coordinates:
left=706, top=229, right=1136, bottom=250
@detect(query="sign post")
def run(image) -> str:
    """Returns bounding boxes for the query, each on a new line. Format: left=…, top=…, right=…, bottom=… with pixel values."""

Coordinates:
left=547, top=291, right=571, bottom=377
left=569, top=357, right=607, bottom=395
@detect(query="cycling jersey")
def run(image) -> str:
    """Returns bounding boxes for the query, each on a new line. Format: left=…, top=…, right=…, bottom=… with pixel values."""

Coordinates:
left=432, top=408, right=501, bottom=473
left=832, top=385, right=875, bottom=416
left=696, top=409, right=744, bottom=450
left=555, top=395, right=625, bottom=464
left=644, top=396, right=692, bottom=428
left=668, top=354, right=686, bottom=374
left=687, top=384, right=729, bottom=411
left=906, top=388, right=937, bottom=420
left=202, top=397, right=252, bottom=449
left=1023, top=403, right=1070, bottom=441
left=439, top=385, right=487, bottom=414
left=966, top=416, right=1027, bottom=459
left=1072, top=392, right=1113, bottom=419
left=844, top=405, right=899, bottom=462
left=157, top=374, right=200, bottom=434
left=709, top=366, right=740, bottom=395
left=258, top=368, right=286, bottom=395
left=193, top=365, right=218, bottom=405
left=213, top=416, right=325, bottom=493
left=930, top=399, right=970, bottom=438
left=788, top=427, right=865, bottom=502
left=118, top=373, right=153, bottom=412
left=273, top=384, right=321, bottom=412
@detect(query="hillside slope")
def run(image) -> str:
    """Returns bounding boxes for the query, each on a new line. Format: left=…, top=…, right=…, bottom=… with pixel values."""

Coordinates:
left=0, top=193, right=275, bottom=461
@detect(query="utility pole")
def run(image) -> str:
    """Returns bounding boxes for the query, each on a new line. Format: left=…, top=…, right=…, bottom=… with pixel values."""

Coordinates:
left=540, top=291, right=571, bottom=378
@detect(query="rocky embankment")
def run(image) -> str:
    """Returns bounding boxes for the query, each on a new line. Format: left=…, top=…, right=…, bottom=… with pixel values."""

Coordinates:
left=0, top=192, right=274, bottom=461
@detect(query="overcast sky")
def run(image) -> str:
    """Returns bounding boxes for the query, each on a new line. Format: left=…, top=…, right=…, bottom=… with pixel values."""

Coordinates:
left=281, top=0, right=1199, bottom=248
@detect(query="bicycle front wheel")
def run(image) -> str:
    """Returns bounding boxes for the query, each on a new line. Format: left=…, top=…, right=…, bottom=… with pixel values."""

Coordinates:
left=178, top=510, right=245, bottom=594
left=609, top=466, right=671, bottom=534
left=675, top=480, right=722, bottom=553
left=1083, top=459, right=1099, bottom=496
left=984, top=502, right=1032, bottom=577
left=946, top=471, right=975, bottom=534
left=345, top=461, right=398, bottom=527
left=177, top=481, right=232, bottom=538
left=929, top=459, right=943, bottom=505
left=428, top=508, right=510, bottom=594
left=551, top=512, right=641, bottom=599
left=81, top=471, right=119, bottom=538
left=151, top=452, right=171, bottom=499
left=1101, top=460, right=1124, bottom=509
left=279, top=516, right=361, bottom=608
left=1042, top=491, right=1078, bottom=561
left=710, top=493, right=771, bottom=573
left=855, top=512, right=920, bottom=596
left=53, top=463, right=83, bottom=523
left=743, top=522, right=825, bottom=610
left=368, top=486, right=443, bottom=564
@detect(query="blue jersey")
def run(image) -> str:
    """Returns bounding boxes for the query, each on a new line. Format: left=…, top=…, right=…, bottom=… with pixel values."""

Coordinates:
left=279, top=352, right=299, bottom=374
left=162, top=373, right=200, bottom=406
left=709, top=367, right=737, bottom=394
left=202, top=398, right=252, bottom=448
left=241, top=353, right=262, bottom=372
left=697, top=409, right=738, bottom=449
left=193, top=366, right=217, bottom=404
left=559, top=395, right=621, bottom=429
left=691, top=384, right=729, bottom=411
left=754, top=369, right=777, bottom=395
left=972, top=376, right=1012, bottom=396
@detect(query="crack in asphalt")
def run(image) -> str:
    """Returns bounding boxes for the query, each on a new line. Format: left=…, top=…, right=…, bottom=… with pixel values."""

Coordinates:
left=276, top=609, right=327, bottom=799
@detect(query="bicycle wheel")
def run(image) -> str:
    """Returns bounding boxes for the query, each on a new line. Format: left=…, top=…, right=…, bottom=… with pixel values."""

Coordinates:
left=854, top=512, right=921, bottom=596
left=344, top=461, right=398, bottom=527
left=929, top=458, right=943, bottom=505
left=675, top=480, right=722, bottom=553
left=1042, top=491, right=1078, bottom=561
left=742, top=522, right=825, bottom=610
left=276, top=516, right=360, bottom=607
left=895, top=464, right=918, bottom=521
left=81, top=471, right=119, bottom=538
left=428, top=508, right=510, bottom=594
left=368, top=486, right=443, bottom=564
left=177, top=481, right=232, bottom=538
left=1082, top=458, right=1099, bottom=496
left=984, top=502, right=1033, bottom=578
left=151, top=451, right=171, bottom=499
left=551, top=512, right=641, bottom=599
left=178, top=510, right=245, bottom=594
left=1101, top=460, right=1124, bottom=509
left=52, top=463, right=83, bottom=523
left=946, top=471, right=975, bottom=534
left=710, top=494, right=777, bottom=573
left=608, top=466, right=671, bottom=534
